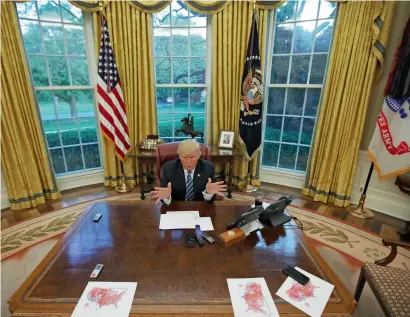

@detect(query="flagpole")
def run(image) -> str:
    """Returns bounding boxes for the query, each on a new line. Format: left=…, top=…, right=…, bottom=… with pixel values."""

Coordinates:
left=115, top=160, right=133, bottom=193
left=347, top=163, right=375, bottom=219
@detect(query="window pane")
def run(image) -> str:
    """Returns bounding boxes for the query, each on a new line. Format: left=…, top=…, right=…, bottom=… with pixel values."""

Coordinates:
left=154, top=28, right=170, bottom=57
left=44, top=120, right=60, bottom=147
left=38, top=0, right=61, bottom=21
left=172, top=28, right=188, bottom=56
left=262, top=142, right=279, bottom=166
left=293, top=22, right=315, bottom=53
left=190, top=87, right=206, bottom=112
left=190, top=58, right=205, bottom=84
left=43, top=23, right=65, bottom=54
left=156, top=88, right=173, bottom=113
left=50, top=148, right=65, bottom=174
left=282, top=117, right=301, bottom=143
left=173, top=88, right=189, bottom=113
left=37, top=90, right=55, bottom=120
left=16, top=2, right=38, bottom=19
left=285, top=88, right=305, bottom=115
left=155, top=58, right=171, bottom=84
left=296, top=146, right=310, bottom=171
left=305, top=88, right=321, bottom=116
left=158, top=114, right=173, bottom=137
left=27, top=55, right=49, bottom=86
left=319, top=1, right=337, bottom=19
left=271, top=56, right=290, bottom=84
left=265, top=116, right=282, bottom=142
left=75, top=90, right=95, bottom=116
left=173, top=58, right=188, bottom=84
left=279, top=144, right=297, bottom=169
left=276, top=1, right=297, bottom=23
left=48, top=56, right=70, bottom=85
left=301, top=118, right=315, bottom=145
left=79, top=117, right=98, bottom=143
left=171, top=1, right=189, bottom=27
left=60, top=120, right=80, bottom=145
left=60, top=1, right=83, bottom=24
left=192, top=113, right=205, bottom=135
left=83, top=144, right=101, bottom=168
left=296, top=0, right=319, bottom=21
left=314, top=20, right=333, bottom=53
left=274, top=24, right=293, bottom=54
left=54, top=90, right=76, bottom=119
left=20, top=20, right=43, bottom=54
left=310, top=54, right=327, bottom=84
left=153, top=5, right=170, bottom=27
left=189, top=10, right=206, bottom=27
left=190, top=28, right=206, bottom=57
left=65, top=25, right=86, bottom=55
left=70, top=58, right=90, bottom=85
left=64, top=146, right=84, bottom=172
left=289, top=55, right=310, bottom=84
left=267, top=88, right=285, bottom=114
left=174, top=113, right=187, bottom=137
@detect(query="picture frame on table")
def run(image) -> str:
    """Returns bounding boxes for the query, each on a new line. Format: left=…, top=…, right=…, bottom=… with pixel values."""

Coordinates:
left=218, top=130, right=235, bottom=149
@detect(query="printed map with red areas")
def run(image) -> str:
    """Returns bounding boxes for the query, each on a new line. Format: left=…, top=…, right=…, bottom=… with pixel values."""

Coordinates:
left=286, top=282, right=318, bottom=306
left=242, top=282, right=268, bottom=314
left=85, top=287, right=127, bottom=308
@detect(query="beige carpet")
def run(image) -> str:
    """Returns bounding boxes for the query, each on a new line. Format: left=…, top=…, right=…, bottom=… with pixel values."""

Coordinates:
left=2, top=193, right=409, bottom=317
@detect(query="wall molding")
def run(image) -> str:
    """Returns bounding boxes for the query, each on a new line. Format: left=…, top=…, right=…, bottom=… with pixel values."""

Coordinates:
left=260, top=167, right=306, bottom=189
left=57, top=169, right=105, bottom=191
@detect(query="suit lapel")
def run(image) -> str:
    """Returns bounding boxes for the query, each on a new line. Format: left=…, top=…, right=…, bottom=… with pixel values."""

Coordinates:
left=176, top=160, right=186, bottom=199
left=193, top=159, right=204, bottom=191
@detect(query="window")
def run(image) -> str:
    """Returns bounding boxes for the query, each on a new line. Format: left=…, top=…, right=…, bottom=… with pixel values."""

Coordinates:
left=262, top=0, right=336, bottom=172
left=16, top=0, right=102, bottom=175
left=153, top=1, right=208, bottom=143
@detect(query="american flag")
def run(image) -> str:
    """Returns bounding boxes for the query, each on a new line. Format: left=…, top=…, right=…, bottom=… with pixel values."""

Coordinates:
left=97, top=15, right=130, bottom=160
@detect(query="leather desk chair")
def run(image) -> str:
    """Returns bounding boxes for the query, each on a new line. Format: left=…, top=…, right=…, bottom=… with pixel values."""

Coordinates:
left=155, top=142, right=211, bottom=185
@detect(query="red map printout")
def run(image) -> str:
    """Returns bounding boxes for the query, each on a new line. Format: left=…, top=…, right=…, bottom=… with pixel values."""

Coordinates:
left=85, top=287, right=127, bottom=308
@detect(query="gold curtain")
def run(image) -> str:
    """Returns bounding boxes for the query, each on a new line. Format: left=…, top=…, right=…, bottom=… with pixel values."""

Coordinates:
left=92, top=2, right=157, bottom=187
left=70, top=1, right=283, bottom=14
left=302, top=1, right=395, bottom=207
left=211, top=2, right=268, bottom=188
left=1, top=1, right=60, bottom=210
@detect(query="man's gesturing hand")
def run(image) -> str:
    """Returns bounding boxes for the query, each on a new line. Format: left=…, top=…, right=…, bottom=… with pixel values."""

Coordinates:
left=150, top=182, right=172, bottom=204
left=205, top=178, right=227, bottom=197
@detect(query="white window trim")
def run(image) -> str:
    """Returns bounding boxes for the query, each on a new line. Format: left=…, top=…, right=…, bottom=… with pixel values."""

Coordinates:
left=261, top=1, right=334, bottom=175
left=153, top=3, right=210, bottom=143
left=17, top=2, right=104, bottom=179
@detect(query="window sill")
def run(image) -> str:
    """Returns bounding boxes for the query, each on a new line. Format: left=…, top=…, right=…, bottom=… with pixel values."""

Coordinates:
left=57, top=168, right=105, bottom=191
left=260, top=166, right=306, bottom=189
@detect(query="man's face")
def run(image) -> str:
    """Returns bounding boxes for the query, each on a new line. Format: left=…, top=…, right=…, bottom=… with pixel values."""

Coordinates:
left=179, top=150, right=200, bottom=171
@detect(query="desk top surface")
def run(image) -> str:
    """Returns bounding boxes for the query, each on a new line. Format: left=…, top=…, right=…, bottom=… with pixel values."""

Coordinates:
left=10, top=201, right=355, bottom=316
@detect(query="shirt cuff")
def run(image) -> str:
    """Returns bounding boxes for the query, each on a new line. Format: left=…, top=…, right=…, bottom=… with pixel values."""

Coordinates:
left=162, top=196, right=172, bottom=206
left=202, top=190, right=214, bottom=201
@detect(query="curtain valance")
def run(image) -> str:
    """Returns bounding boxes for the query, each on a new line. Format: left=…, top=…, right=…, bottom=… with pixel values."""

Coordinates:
left=68, top=1, right=285, bottom=14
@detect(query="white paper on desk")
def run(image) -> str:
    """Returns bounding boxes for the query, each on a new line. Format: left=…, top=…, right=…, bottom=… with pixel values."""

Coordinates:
left=198, top=217, right=214, bottom=231
left=276, top=267, right=334, bottom=317
left=227, top=278, right=279, bottom=317
left=71, top=282, right=137, bottom=317
left=167, top=211, right=200, bottom=224
left=159, top=213, right=196, bottom=229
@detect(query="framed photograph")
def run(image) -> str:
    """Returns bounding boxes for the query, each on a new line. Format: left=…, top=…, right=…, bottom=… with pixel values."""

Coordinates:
left=218, top=130, right=235, bottom=149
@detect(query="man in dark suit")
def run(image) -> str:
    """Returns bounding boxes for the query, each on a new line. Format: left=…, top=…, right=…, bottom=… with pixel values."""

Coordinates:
left=150, top=139, right=227, bottom=205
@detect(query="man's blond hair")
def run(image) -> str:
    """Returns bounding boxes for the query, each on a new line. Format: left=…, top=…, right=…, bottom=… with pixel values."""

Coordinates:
left=177, top=139, right=200, bottom=155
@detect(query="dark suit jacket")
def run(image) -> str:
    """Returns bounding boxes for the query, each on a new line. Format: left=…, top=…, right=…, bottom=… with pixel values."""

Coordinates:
left=161, top=158, right=216, bottom=203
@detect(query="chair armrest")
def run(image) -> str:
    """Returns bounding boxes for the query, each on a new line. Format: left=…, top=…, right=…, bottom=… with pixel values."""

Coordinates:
left=375, top=239, right=410, bottom=266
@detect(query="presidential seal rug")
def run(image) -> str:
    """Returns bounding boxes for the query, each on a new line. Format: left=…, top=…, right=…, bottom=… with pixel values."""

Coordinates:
left=2, top=193, right=409, bottom=317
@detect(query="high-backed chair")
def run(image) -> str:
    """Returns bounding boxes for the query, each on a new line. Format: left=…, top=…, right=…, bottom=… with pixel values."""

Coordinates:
left=155, top=142, right=211, bottom=185
left=354, top=239, right=410, bottom=317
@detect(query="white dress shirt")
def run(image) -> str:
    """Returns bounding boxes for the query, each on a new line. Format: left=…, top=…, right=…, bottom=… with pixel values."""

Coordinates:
left=162, top=168, right=214, bottom=205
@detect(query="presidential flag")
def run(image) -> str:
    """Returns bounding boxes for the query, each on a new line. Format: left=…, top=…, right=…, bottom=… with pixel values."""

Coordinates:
left=239, top=11, right=263, bottom=161
left=368, top=96, right=410, bottom=179
left=97, top=15, right=131, bottom=160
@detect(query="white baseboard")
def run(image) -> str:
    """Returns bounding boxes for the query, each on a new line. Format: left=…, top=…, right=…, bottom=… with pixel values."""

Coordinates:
left=351, top=151, right=410, bottom=221
left=57, top=169, right=105, bottom=191
left=260, top=166, right=306, bottom=189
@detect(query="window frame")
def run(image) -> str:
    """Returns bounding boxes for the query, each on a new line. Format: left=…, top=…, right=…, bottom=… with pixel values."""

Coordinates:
left=16, top=1, right=104, bottom=176
left=261, top=0, right=336, bottom=173
left=152, top=2, right=211, bottom=143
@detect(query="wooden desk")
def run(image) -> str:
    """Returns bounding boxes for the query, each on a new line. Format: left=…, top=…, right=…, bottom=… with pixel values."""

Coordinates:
left=9, top=201, right=355, bottom=317
left=136, top=147, right=242, bottom=199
